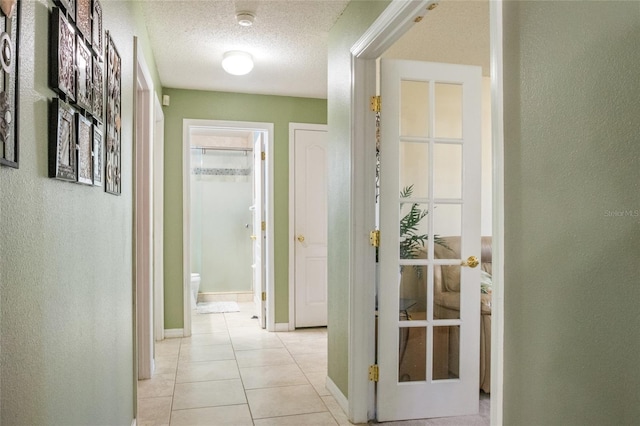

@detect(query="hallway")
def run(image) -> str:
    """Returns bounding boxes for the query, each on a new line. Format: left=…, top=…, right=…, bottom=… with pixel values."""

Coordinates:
left=137, top=302, right=347, bottom=425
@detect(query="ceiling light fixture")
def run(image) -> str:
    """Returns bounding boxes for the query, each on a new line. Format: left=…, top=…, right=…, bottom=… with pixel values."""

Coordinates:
left=236, top=12, right=255, bottom=27
left=222, top=51, right=254, bottom=76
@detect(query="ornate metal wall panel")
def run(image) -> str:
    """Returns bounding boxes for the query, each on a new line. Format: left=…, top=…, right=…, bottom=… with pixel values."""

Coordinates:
left=104, top=32, right=121, bottom=195
left=49, top=98, right=77, bottom=181
left=0, top=0, right=20, bottom=168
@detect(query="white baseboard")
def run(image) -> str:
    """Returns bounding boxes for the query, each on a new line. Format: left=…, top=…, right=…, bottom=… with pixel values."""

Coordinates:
left=326, top=376, right=348, bottom=415
left=198, top=292, right=254, bottom=303
left=164, top=328, right=184, bottom=338
left=131, top=418, right=136, bottom=426
left=274, top=323, right=289, bottom=332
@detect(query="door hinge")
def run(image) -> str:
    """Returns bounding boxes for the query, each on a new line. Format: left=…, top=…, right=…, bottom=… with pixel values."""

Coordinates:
left=261, top=151, right=266, bottom=161
left=369, top=230, right=380, bottom=248
left=261, top=292, right=266, bottom=301
left=261, top=221, right=266, bottom=231
left=369, top=364, right=379, bottom=382
left=370, top=95, right=381, bottom=112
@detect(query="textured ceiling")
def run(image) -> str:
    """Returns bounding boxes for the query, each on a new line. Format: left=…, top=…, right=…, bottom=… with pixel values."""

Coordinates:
left=140, top=0, right=489, bottom=99
left=140, top=0, right=350, bottom=99
left=383, top=0, right=490, bottom=76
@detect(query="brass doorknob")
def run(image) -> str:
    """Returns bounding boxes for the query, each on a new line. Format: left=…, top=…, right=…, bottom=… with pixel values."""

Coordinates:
left=297, top=235, right=305, bottom=243
left=461, top=256, right=479, bottom=268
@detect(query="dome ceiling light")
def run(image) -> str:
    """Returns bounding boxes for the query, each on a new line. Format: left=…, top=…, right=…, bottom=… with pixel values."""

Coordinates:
left=222, top=50, right=254, bottom=76
left=236, top=12, right=255, bottom=27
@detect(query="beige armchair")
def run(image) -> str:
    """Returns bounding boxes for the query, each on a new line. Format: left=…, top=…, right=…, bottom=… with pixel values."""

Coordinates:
left=398, top=236, right=492, bottom=393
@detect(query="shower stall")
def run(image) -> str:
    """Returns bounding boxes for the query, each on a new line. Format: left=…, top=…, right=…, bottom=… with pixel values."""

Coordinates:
left=190, top=146, right=254, bottom=299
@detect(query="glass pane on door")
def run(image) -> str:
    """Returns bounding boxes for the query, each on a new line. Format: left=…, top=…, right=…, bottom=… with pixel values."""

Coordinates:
left=433, top=144, right=462, bottom=199
left=401, top=81, right=430, bottom=137
left=400, top=202, right=429, bottom=260
left=399, top=140, right=429, bottom=199
left=433, top=325, right=460, bottom=380
left=434, top=83, right=463, bottom=139
left=398, top=326, right=426, bottom=382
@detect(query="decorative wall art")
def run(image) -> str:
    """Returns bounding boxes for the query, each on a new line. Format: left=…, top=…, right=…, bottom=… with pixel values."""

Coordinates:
left=75, top=36, right=92, bottom=112
left=49, top=1, right=107, bottom=186
left=76, top=113, right=92, bottom=185
left=53, top=0, right=75, bottom=20
left=92, top=125, right=102, bottom=186
left=0, top=0, right=20, bottom=168
left=75, top=0, right=91, bottom=41
left=50, top=7, right=76, bottom=102
left=105, top=31, right=121, bottom=195
left=92, top=54, right=103, bottom=119
left=49, top=98, right=77, bottom=181
left=92, top=0, right=102, bottom=58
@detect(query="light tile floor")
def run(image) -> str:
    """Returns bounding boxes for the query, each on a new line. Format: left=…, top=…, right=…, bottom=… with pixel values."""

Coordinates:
left=137, top=302, right=489, bottom=425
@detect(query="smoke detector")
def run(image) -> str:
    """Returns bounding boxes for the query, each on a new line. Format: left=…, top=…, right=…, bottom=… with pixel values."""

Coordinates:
left=236, top=12, right=255, bottom=27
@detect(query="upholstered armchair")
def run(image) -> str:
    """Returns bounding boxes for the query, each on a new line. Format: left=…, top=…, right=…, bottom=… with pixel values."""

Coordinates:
left=398, top=236, right=492, bottom=393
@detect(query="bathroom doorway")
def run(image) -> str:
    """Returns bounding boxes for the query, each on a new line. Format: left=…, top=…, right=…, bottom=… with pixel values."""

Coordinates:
left=182, top=120, right=275, bottom=335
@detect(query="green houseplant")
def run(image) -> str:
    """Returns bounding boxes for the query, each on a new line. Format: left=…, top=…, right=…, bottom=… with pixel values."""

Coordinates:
left=399, top=184, right=446, bottom=260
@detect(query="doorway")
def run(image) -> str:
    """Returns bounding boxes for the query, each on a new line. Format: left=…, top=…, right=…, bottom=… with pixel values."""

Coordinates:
left=344, top=0, right=504, bottom=423
left=182, top=120, right=275, bottom=335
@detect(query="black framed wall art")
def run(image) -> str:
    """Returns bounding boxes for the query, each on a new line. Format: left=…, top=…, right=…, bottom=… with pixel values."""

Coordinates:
left=50, top=7, right=76, bottom=102
left=0, top=0, right=20, bottom=168
left=48, top=0, right=107, bottom=186
left=92, top=125, right=102, bottom=186
left=92, top=0, right=102, bottom=59
left=53, top=0, right=75, bottom=21
left=76, top=112, right=92, bottom=185
left=49, top=98, right=77, bottom=182
left=105, top=31, right=121, bottom=195
left=75, top=36, right=92, bottom=112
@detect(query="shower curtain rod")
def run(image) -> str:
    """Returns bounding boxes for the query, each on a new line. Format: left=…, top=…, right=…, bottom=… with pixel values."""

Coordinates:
left=190, top=146, right=252, bottom=152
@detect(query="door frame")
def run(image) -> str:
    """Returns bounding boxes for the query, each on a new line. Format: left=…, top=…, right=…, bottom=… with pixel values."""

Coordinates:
left=153, top=96, right=165, bottom=342
left=346, top=1, right=505, bottom=424
left=288, top=122, right=329, bottom=331
left=133, top=37, right=156, bottom=381
left=182, top=119, right=275, bottom=334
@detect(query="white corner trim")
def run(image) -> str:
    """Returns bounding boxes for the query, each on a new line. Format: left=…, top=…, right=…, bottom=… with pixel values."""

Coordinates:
left=274, top=323, right=290, bottom=332
left=351, top=0, right=430, bottom=58
left=131, top=418, right=136, bottom=426
left=326, top=376, right=349, bottom=415
left=164, top=328, right=185, bottom=339
left=489, top=1, right=505, bottom=425
left=288, top=123, right=296, bottom=333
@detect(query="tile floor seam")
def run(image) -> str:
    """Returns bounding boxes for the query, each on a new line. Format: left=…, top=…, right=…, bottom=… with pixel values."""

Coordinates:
left=226, top=311, right=258, bottom=423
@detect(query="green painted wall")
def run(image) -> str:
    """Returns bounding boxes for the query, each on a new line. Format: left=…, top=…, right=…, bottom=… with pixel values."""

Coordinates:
left=327, top=0, right=390, bottom=398
left=503, top=1, right=640, bottom=424
left=0, top=1, right=160, bottom=424
left=162, top=89, right=327, bottom=328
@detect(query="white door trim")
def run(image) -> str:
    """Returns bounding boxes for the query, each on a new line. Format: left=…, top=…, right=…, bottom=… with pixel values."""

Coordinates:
left=347, top=0, right=505, bottom=423
left=288, top=122, right=328, bottom=331
left=134, top=37, right=155, bottom=381
left=182, top=119, right=276, bottom=334
left=153, top=96, right=165, bottom=342
left=489, top=2, right=505, bottom=424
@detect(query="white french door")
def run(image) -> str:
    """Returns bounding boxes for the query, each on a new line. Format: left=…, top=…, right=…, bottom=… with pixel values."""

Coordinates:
left=252, top=132, right=266, bottom=328
left=377, top=59, right=482, bottom=421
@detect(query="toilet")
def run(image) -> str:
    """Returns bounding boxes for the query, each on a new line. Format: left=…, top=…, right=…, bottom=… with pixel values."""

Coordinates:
left=190, top=273, right=201, bottom=309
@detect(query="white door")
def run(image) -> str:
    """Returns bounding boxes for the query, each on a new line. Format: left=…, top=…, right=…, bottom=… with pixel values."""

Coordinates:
left=292, top=125, right=328, bottom=328
left=252, top=133, right=266, bottom=328
left=377, top=59, right=482, bottom=421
